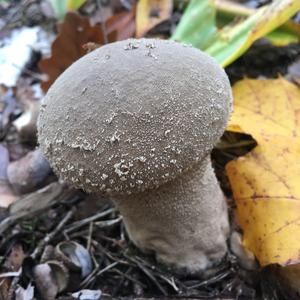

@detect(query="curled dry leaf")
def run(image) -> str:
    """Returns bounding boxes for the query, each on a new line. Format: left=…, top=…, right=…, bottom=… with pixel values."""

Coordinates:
left=33, top=260, right=69, bottom=300
left=13, top=100, right=40, bottom=143
left=55, top=241, right=92, bottom=277
left=136, top=0, right=173, bottom=37
left=39, top=9, right=136, bottom=92
left=226, top=78, right=300, bottom=267
left=7, top=149, right=51, bottom=195
left=4, top=243, right=25, bottom=271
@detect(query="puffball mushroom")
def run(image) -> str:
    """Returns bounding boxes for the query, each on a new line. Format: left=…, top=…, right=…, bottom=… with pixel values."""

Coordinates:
left=38, top=39, right=233, bottom=273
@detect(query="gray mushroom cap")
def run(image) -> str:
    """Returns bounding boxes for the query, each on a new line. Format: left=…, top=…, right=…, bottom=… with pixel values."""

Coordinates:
left=38, top=38, right=232, bottom=195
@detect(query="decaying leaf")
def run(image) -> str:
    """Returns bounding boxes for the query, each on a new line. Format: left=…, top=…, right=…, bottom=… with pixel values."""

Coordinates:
left=106, top=8, right=136, bottom=41
left=226, top=78, right=300, bottom=267
left=4, top=244, right=25, bottom=271
left=34, top=261, right=69, bottom=300
left=136, top=0, right=173, bottom=37
left=39, top=9, right=135, bottom=92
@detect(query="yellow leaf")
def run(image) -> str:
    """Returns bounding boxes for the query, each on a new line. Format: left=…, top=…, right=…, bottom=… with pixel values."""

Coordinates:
left=207, top=0, right=300, bottom=66
left=226, top=78, right=300, bottom=266
left=228, top=78, right=300, bottom=140
left=67, top=0, right=86, bottom=11
left=136, top=0, right=173, bottom=38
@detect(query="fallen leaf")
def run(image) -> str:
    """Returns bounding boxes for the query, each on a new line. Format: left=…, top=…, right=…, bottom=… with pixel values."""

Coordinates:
left=0, top=183, right=71, bottom=234
left=4, top=244, right=25, bottom=271
left=15, top=284, right=34, bottom=300
left=7, top=149, right=51, bottom=195
left=106, top=8, right=136, bottom=41
left=136, top=0, right=173, bottom=37
left=172, top=0, right=300, bottom=67
left=55, top=241, right=92, bottom=278
left=72, top=289, right=102, bottom=300
left=34, top=261, right=69, bottom=299
left=67, top=0, right=86, bottom=11
left=39, top=13, right=112, bottom=92
left=226, top=78, right=300, bottom=267
left=39, top=9, right=135, bottom=92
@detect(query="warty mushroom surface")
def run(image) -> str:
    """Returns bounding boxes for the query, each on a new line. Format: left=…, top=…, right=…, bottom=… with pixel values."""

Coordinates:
left=38, top=38, right=233, bottom=273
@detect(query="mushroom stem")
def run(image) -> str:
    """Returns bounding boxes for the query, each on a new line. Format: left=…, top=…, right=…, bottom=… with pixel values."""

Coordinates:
left=112, top=156, right=229, bottom=273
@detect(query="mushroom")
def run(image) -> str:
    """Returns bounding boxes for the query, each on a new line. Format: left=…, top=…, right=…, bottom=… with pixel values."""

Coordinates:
left=38, top=39, right=233, bottom=273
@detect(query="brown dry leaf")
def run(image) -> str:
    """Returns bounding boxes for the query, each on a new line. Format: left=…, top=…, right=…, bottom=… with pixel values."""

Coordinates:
left=106, top=8, right=136, bottom=41
left=226, top=78, right=300, bottom=267
left=39, top=9, right=135, bottom=92
left=136, top=0, right=173, bottom=37
left=4, top=244, right=25, bottom=271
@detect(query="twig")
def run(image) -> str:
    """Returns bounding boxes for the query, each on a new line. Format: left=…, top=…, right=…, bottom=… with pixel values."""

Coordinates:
left=126, top=255, right=168, bottom=296
left=64, top=207, right=115, bottom=233
left=95, top=216, right=122, bottom=228
left=93, top=240, right=129, bottom=265
left=80, top=265, right=100, bottom=289
left=113, top=268, right=147, bottom=288
left=87, top=222, right=94, bottom=251
left=31, top=209, right=75, bottom=259
left=186, top=270, right=232, bottom=290
left=95, top=261, right=119, bottom=278
left=0, top=270, right=21, bottom=278
left=157, top=274, right=180, bottom=292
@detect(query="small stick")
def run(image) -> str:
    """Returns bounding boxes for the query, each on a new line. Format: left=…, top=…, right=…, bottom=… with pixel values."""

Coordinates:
left=64, top=207, right=115, bottom=233
left=95, top=261, right=119, bottom=278
left=113, top=268, right=147, bottom=288
left=87, top=222, right=94, bottom=251
left=126, top=256, right=168, bottom=296
left=31, top=209, right=74, bottom=259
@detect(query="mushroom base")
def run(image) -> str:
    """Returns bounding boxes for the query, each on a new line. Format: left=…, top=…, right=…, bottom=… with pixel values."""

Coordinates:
left=112, top=157, right=229, bottom=273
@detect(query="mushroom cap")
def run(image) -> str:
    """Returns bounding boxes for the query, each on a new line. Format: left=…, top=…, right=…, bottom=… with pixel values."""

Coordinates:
left=38, top=38, right=232, bottom=195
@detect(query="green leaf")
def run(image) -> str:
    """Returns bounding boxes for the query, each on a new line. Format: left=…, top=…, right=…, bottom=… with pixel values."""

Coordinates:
left=50, top=0, right=67, bottom=20
left=207, top=0, right=300, bottom=66
left=266, top=29, right=299, bottom=46
left=171, top=0, right=217, bottom=49
left=171, top=0, right=300, bottom=67
left=50, top=0, right=87, bottom=19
